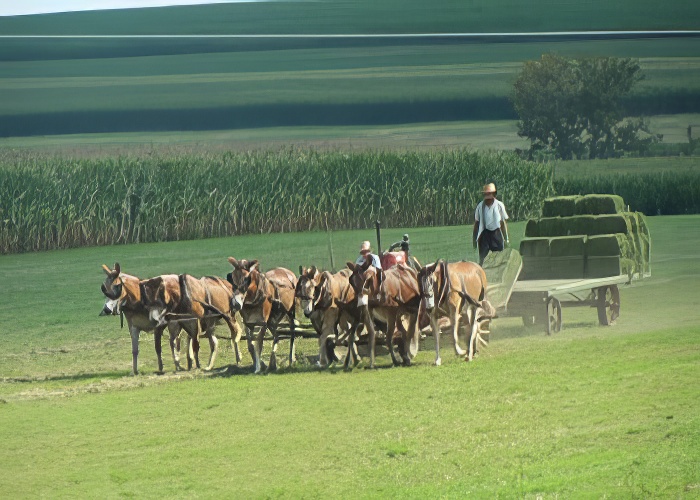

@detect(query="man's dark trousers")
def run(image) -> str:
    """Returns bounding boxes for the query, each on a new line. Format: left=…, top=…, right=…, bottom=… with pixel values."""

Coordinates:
left=478, top=228, right=504, bottom=265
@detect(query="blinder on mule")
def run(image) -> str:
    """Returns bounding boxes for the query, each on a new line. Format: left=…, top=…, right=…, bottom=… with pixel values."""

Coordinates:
left=101, top=281, right=123, bottom=300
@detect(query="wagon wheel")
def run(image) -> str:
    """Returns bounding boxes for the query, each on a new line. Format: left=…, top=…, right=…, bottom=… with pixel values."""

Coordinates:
left=545, top=297, right=562, bottom=335
left=596, top=285, right=620, bottom=326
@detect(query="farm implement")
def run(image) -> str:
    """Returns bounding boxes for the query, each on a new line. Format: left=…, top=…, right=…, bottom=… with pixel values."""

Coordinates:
left=484, top=194, right=651, bottom=335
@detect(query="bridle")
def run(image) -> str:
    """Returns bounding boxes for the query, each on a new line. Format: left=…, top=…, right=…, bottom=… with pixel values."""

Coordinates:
left=101, top=275, right=124, bottom=301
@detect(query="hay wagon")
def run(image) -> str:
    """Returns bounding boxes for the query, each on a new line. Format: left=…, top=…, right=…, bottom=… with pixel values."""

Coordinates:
left=484, top=194, right=651, bottom=335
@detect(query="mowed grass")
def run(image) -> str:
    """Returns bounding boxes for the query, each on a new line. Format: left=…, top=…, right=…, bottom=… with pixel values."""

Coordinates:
left=0, top=216, right=698, bottom=496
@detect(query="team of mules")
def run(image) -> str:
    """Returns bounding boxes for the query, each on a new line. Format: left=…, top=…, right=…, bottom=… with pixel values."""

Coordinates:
left=100, top=257, right=495, bottom=375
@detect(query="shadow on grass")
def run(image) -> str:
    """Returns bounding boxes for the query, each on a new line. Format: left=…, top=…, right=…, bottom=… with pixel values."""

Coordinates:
left=3, top=370, right=127, bottom=384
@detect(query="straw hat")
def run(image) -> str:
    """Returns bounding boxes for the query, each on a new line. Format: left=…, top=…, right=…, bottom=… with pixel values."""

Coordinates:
left=359, top=240, right=372, bottom=254
left=482, top=183, right=497, bottom=194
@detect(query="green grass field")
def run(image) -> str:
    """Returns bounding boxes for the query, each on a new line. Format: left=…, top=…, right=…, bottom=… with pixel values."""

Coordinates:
left=0, top=216, right=698, bottom=496
left=2, top=1, right=700, bottom=138
left=2, top=1, right=698, bottom=36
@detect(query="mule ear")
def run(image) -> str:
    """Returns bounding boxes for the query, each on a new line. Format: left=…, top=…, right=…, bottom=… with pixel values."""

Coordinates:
left=102, top=264, right=111, bottom=275
left=228, top=257, right=239, bottom=268
left=346, top=262, right=356, bottom=271
left=415, top=261, right=423, bottom=272
left=299, top=265, right=304, bottom=276
left=310, top=265, right=318, bottom=277
left=114, top=262, right=121, bottom=275
left=249, top=260, right=259, bottom=272
left=361, top=258, right=372, bottom=271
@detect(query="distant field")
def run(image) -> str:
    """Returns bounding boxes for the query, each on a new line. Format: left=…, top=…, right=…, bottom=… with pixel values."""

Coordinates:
left=1, top=0, right=698, bottom=36
left=1, top=114, right=697, bottom=155
left=1, top=32, right=699, bottom=136
left=0, top=216, right=698, bottom=497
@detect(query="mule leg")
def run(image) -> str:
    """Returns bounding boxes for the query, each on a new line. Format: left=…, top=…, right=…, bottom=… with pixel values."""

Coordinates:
left=244, top=325, right=256, bottom=364
left=267, top=331, right=281, bottom=372
left=402, top=313, right=418, bottom=366
left=318, top=310, right=338, bottom=368
left=129, top=326, right=140, bottom=376
left=154, top=327, right=164, bottom=374
left=430, top=311, right=442, bottom=366
left=343, top=320, right=356, bottom=370
left=254, top=325, right=267, bottom=374
left=363, top=308, right=378, bottom=369
left=168, top=324, right=183, bottom=371
left=466, top=305, right=478, bottom=362
left=204, top=331, right=219, bottom=371
left=192, top=334, right=201, bottom=369
left=231, top=321, right=242, bottom=365
left=451, top=304, right=466, bottom=357
left=408, top=313, right=420, bottom=359
left=186, top=335, right=193, bottom=370
left=288, top=310, right=297, bottom=368
left=386, top=311, right=401, bottom=367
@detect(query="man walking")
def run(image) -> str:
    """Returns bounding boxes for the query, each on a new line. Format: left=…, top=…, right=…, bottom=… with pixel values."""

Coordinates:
left=473, top=183, right=510, bottom=265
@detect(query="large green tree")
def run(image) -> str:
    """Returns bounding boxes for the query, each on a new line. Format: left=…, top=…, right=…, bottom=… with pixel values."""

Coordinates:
left=513, top=54, right=660, bottom=160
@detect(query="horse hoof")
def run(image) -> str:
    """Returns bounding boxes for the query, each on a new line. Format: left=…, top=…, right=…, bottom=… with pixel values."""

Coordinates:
left=435, top=358, right=442, bottom=366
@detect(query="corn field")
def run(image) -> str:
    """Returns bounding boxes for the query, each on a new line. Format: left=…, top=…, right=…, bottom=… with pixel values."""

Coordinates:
left=554, top=171, right=700, bottom=216
left=0, top=149, right=553, bottom=254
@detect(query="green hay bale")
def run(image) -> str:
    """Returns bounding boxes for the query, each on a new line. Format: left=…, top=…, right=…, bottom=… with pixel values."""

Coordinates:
left=585, top=256, right=622, bottom=278
left=483, top=248, right=522, bottom=308
left=535, top=217, right=570, bottom=236
left=621, top=258, right=636, bottom=279
left=525, top=219, right=539, bottom=237
left=586, top=234, right=629, bottom=256
left=549, top=236, right=586, bottom=257
left=536, top=215, right=630, bottom=237
left=521, top=255, right=585, bottom=280
left=636, top=212, right=650, bottom=238
left=550, top=256, right=585, bottom=278
left=574, top=194, right=626, bottom=215
left=542, top=196, right=581, bottom=217
left=519, top=238, right=550, bottom=258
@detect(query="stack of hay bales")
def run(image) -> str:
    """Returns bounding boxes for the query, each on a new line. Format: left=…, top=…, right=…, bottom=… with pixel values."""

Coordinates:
left=519, top=194, right=651, bottom=280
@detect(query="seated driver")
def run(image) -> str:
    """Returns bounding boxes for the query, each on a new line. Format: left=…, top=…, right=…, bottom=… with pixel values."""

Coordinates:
left=355, top=240, right=382, bottom=269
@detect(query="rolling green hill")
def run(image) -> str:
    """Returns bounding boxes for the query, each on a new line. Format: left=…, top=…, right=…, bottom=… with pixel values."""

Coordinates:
left=1, top=0, right=699, bottom=36
left=1, top=2, right=699, bottom=138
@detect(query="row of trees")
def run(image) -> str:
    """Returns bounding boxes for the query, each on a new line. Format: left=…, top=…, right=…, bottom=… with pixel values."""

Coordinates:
left=512, top=54, right=662, bottom=160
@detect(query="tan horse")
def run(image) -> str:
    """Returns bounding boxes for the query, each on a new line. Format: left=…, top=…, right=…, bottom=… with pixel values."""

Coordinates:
left=346, top=259, right=421, bottom=368
left=139, top=274, right=242, bottom=371
left=100, top=263, right=184, bottom=375
left=417, top=260, right=494, bottom=364
left=296, top=266, right=361, bottom=368
left=227, top=258, right=297, bottom=374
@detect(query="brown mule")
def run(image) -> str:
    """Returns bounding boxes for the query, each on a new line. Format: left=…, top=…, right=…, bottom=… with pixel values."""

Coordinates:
left=296, top=266, right=362, bottom=368
left=139, top=274, right=242, bottom=371
left=417, top=260, right=494, bottom=364
left=346, top=259, right=421, bottom=368
left=100, top=263, right=185, bottom=375
left=227, top=258, right=297, bottom=374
